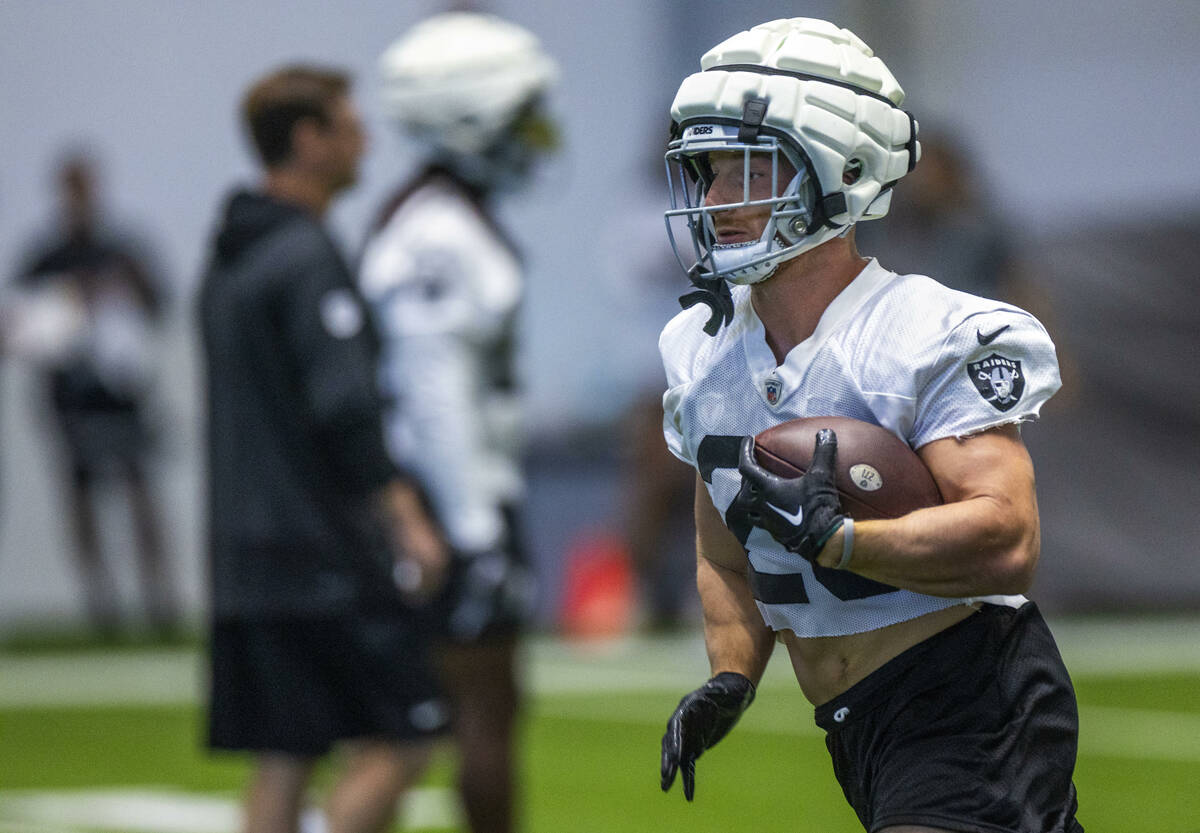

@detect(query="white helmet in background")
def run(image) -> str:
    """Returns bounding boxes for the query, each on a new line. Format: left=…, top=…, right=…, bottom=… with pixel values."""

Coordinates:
left=665, top=18, right=920, bottom=288
left=379, top=12, right=558, bottom=184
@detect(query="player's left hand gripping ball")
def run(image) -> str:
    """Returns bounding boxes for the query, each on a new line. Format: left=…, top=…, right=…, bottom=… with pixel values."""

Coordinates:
left=733, top=429, right=846, bottom=563
left=661, top=672, right=756, bottom=801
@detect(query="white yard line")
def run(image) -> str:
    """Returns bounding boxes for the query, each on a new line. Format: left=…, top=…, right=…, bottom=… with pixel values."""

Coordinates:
left=533, top=696, right=1200, bottom=762
left=0, top=652, right=201, bottom=708
left=0, top=787, right=457, bottom=833
left=1080, top=704, right=1200, bottom=763
left=1, top=616, right=1198, bottom=709
left=1047, top=615, right=1200, bottom=676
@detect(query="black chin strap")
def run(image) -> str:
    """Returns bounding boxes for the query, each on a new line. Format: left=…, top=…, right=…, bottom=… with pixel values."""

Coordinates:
left=673, top=98, right=771, bottom=338
left=679, top=268, right=734, bottom=336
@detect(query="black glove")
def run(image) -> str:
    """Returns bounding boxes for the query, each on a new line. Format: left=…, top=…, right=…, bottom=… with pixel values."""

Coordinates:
left=661, top=671, right=756, bottom=801
left=731, top=430, right=846, bottom=563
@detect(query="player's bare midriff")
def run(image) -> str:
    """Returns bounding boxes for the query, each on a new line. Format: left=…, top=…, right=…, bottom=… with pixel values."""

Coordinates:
left=780, top=602, right=981, bottom=706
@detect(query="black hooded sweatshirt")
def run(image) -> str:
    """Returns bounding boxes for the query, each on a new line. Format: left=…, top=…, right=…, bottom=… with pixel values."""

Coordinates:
left=198, top=190, right=402, bottom=618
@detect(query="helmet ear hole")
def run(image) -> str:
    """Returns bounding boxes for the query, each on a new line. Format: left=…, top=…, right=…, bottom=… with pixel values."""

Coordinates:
left=842, top=158, right=864, bottom=186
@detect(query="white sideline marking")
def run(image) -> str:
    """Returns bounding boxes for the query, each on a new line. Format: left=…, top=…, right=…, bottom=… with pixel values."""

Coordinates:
left=0, top=787, right=457, bottom=833
left=0, top=652, right=200, bottom=707
left=1047, top=616, right=1200, bottom=676
left=1, top=616, right=1198, bottom=708
left=0, top=789, right=236, bottom=833
left=535, top=695, right=1200, bottom=762
left=1080, top=705, right=1200, bottom=763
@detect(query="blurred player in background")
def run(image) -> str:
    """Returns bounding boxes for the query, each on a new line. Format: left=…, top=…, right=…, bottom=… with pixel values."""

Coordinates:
left=359, top=13, right=557, bottom=833
left=655, top=19, right=1083, bottom=832
left=198, top=65, right=448, bottom=833
left=7, top=153, right=175, bottom=638
left=854, top=130, right=1014, bottom=300
left=855, top=128, right=1078, bottom=408
left=609, top=145, right=704, bottom=634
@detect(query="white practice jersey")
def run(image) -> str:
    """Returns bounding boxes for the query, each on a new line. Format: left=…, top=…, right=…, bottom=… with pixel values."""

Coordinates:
left=660, top=259, right=1061, bottom=637
left=360, top=174, right=523, bottom=553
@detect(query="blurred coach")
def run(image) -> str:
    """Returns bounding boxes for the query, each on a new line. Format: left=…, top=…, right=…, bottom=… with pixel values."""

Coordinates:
left=197, top=65, right=448, bottom=833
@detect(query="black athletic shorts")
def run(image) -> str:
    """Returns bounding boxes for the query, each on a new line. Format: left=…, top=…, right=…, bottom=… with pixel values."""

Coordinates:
left=815, top=602, right=1084, bottom=833
left=208, top=609, right=449, bottom=756
left=430, top=504, right=534, bottom=644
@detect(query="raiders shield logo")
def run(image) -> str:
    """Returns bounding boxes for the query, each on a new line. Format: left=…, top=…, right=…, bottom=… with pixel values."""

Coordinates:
left=764, top=374, right=783, bottom=406
left=967, top=353, right=1024, bottom=411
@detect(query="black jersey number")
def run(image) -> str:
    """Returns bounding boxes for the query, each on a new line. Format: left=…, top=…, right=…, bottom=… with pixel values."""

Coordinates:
left=696, top=434, right=898, bottom=603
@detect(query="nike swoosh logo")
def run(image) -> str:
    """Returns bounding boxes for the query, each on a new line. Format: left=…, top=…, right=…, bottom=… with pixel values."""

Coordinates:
left=766, top=502, right=804, bottom=526
left=977, top=324, right=1010, bottom=345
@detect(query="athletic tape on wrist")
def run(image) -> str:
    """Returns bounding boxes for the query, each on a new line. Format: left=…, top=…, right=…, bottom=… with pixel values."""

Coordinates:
left=836, top=517, right=855, bottom=570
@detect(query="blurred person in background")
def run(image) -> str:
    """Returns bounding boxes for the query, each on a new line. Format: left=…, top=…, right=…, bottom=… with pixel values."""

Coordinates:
left=6, top=152, right=175, bottom=638
left=610, top=146, right=701, bottom=633
left=655, top=19, right=1082, bottom=832
left=621, top=382, right=697, bottom=632
left=854, top=130, right=1014, bottom=301
left=855, top=128, right=1077, bottom=406
left=197, top=64, right=448, bottom=833
left=358, top=13, right=557, bottom=833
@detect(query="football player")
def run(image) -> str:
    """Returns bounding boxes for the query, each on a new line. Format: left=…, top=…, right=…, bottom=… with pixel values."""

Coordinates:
left=360, top=13, right=558, bottom=833
left=657, top=18, right=1084, bottom=833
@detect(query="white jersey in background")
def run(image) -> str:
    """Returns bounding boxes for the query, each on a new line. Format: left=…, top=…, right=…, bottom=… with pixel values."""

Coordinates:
left=360, top=174, right=524, bottom=554
left=659, top=259, right=1062, bottom=637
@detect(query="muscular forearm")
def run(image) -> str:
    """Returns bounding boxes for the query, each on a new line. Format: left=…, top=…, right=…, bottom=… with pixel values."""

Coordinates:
left=819, top=494, right=1039, bottom=597
left=812, top=426, right=1042, bottom=598
left=697, top=556, right=775, bottom=684
left=662, top=556, right=764, bottom=803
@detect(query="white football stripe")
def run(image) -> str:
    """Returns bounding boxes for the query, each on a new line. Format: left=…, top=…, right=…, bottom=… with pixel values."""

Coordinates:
left=0, top=787, right=457, bottom=833
left=2, top=618, right=1200, bottom=709
left=534, top=696, right=1200, bottom=762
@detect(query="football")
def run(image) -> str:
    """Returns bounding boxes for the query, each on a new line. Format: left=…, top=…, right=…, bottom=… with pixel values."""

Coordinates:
left=754, top=416, right=942, bottom=520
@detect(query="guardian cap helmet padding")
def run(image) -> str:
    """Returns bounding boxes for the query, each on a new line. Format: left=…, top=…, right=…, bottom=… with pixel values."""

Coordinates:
left=380, top=12, right=558, bottom=185
left=666, top=18, right=920, bottom=288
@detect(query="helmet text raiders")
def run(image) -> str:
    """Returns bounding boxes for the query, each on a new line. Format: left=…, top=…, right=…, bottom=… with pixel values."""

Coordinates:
left=665, top=18, right=920, bottom=289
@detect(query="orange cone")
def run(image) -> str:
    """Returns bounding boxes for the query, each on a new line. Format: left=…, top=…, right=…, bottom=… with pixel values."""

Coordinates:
left=558, top=531, right=635, bottom=640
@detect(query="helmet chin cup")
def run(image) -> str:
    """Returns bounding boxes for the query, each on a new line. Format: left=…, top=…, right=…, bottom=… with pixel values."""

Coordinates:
left=709, top=224, right=843, bottom=285
left=711, top=241, right=777, bottom=285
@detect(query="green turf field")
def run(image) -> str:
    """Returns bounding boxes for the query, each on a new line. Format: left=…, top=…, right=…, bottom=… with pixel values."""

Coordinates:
left=1, top=617, right=1197, bottom=832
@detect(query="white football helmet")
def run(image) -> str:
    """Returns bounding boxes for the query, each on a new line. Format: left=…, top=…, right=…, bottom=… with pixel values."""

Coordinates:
left=665, top=18, right=920, bottom=287
left=379, top=12, right=558, bottom=184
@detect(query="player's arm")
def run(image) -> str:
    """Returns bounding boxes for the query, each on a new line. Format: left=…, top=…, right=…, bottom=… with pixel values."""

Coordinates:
left=364, top=221, right=515, bottom=557
left=819, top=423, right=1039, bottom=597
left=379, top=478, right=448, bottom=600
left=279, top=242, right=447, bottom=594
left=694, top=472, right=776, bottom=681
left=661, top=473, right=773, bottom=802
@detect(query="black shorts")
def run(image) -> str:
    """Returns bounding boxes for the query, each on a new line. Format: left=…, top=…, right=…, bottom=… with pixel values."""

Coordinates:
left=815, top=602, right=1084, bottom=833
left=58, top=409, right=150, bottom=481
left=208, top=610, right=448, bottom=756
left=430, top=504, right=534, bottom=645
